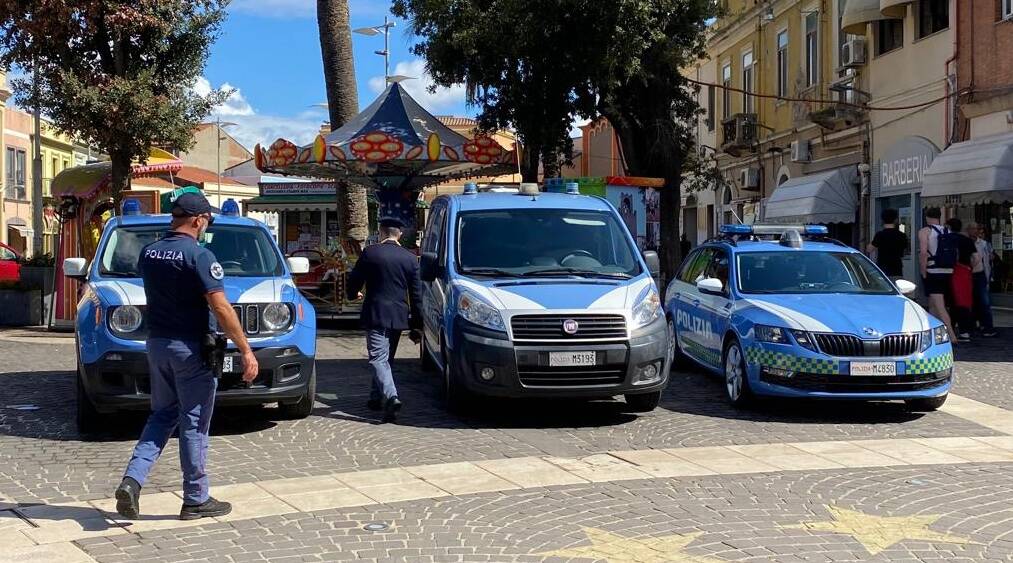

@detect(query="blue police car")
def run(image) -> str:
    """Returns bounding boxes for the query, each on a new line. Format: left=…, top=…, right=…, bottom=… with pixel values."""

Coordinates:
left=418, top=183, right=670, bottom=412
left=65, top=201, right=318, bottom=430
left=666, top=224, right=953, bottom=410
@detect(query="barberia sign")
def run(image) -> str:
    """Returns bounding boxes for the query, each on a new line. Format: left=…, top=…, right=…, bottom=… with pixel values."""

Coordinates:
left=259, top=182, right=336, bottom=196
left=878, top=136, right=940, bottom=194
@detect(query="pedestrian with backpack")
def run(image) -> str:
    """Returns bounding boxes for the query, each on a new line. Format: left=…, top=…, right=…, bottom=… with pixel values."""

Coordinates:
left=918, top=208, right=955, bottom=340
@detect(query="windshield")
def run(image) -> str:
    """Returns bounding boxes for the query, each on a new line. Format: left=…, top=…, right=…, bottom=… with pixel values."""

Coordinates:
left=100, top=225, right=283, bottom=278
left=455, top=209, right=641, bottom=278
left=737, top=251, right=896, bottom=295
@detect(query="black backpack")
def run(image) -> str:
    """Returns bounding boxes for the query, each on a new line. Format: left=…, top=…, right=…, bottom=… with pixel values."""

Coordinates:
left=930, top=226, right=959, bottom=270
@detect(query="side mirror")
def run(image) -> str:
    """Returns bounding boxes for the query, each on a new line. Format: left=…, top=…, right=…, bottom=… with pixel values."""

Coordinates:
left=420, top=251, right=440, bottom=282
left=895, top=279, right=917, bottom=295
left=286, top=256, right=310, bottom=275
left=642, top=250, right=660, bottom=276
left=64, top=257, right=88, bottom=280
left=696, top=277, right=725, bottom=296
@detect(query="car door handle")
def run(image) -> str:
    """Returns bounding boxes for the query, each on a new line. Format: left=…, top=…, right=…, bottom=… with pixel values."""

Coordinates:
left=692, top=299, right=701, bottom=306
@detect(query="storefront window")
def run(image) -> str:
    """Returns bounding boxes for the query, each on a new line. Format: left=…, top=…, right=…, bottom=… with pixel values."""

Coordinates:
left=283, top=210, right=322, bottom=255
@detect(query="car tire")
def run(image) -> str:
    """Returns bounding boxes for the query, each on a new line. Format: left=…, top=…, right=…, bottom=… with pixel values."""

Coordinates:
left=723, top=339, right=753, bottom=408
left=905, top=394, right=947, bottom=412
left=624, top=391, right=662, bottom=412
left=76, top=367, right=103, bottom=433
left=279, top=365, right=316, bottom=419
left=421, top=335, right=437, bottom=373
left=668, top=317, right=689, bottom=369
left=442, top=347, right=470, bottom=414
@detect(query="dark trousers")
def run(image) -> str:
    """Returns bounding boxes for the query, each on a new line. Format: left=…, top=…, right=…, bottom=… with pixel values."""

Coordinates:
left=973, top=272, right=995, bottom=331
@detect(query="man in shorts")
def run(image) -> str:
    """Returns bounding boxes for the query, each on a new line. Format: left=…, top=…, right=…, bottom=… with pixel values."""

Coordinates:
left=918, top=208, right=954, bottom=339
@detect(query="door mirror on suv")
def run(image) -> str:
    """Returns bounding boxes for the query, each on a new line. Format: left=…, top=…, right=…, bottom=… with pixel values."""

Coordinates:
left=64, top=257, right=88, bottom=280
left=642, top=250, right=660, bottom=276
left=286, top=256, right=310, bottom=275
left=894, top=279, right=917, bottom=295
left=696, top=277, right=725, bottom=296
left=419, top=251, right=441, bottom=282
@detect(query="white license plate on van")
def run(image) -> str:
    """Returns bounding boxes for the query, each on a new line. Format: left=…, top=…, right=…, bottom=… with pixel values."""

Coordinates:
left=850, top=361, right=896, bottom=376
left=549, top=351, right=596, bottom=367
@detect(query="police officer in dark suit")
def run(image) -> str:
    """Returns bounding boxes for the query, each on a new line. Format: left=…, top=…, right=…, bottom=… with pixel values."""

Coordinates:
left=346, top=217, right=422, bottom=422
left=114, top=192, right=259, bottom=521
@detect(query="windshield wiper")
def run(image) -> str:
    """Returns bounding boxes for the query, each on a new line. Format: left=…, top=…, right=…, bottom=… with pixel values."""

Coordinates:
left=521, top=267, right=631, bottom=279
left=461, top=267, right=519, bottom=277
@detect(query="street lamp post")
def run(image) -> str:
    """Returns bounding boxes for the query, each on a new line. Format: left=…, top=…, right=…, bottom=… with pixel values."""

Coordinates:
left=353, top=16, right=396, bottom=81
left=215, top=118, right=237, bottom=207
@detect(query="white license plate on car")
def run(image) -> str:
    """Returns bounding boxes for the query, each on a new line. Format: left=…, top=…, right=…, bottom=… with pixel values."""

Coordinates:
left=549, top=351, right=596, bottom=367
left=850, top=361, right=896, bottom=376
left=223, top=355, right=241, bottom=374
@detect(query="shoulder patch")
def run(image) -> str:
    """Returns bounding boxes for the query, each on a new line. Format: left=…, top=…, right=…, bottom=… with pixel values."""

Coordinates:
left=210, top=261, right=224, bottom=280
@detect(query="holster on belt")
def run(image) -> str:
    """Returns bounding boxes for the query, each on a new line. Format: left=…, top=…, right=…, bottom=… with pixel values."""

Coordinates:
left=203, top=332, right=227, bottom=378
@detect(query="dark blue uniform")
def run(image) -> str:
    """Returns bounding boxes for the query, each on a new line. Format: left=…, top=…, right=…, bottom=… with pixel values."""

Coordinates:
left=123, top=230, right=224, bottom=506
left=346, top=240, right=422, bottom=406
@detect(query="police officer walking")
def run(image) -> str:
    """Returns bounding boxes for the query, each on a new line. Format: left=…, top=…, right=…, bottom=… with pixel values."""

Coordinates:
left=346, top=217, right=422, bottom=423
left=114, top=192, right=259, bottom=521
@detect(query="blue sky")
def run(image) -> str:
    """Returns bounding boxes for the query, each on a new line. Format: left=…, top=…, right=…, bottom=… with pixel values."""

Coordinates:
left=204, top=0, right=475, bottom=150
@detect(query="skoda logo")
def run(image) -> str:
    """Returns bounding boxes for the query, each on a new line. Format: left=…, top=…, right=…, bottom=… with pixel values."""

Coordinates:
left=562, top=319, right=579, bottom=335
left=862, top=327, right=880, bottom=337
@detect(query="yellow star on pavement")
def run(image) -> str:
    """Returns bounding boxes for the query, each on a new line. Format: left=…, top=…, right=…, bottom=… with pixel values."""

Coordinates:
left=785, top=505, right=971, bottom=555
left=537, top=527, right=722, bottom=563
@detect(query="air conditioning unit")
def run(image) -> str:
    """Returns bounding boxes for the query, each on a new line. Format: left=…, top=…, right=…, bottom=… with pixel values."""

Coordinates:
left=720, top=113, right=758, bottom=156
left=842, top=38, right=867, bottom=68
left=790, top=139, right=811, bottom=163
left=739, top=167, right=760, bottom=190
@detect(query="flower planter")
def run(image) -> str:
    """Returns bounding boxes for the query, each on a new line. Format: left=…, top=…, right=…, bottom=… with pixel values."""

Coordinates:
left=0, top=289, right=43, bottom=326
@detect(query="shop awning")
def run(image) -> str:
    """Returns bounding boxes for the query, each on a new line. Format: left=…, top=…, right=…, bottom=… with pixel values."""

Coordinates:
left=7, top=223, right=31, bottom=236
left=922, top=131, right=1013, bottom=205
left=842, top=0, right=890, bottom=34
left=880, top=0, right=912, bottom=18
left=764, top=167, right=858, bottom=224
left=244, top=195, right=339, bottom=213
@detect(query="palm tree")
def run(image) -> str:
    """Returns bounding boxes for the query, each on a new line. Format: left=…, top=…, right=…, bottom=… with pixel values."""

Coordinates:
left=317, top=0, right=368, bottom=247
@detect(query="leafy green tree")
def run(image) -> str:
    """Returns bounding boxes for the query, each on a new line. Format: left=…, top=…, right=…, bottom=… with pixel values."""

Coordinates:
left=0, top=0, right=229, bottom=195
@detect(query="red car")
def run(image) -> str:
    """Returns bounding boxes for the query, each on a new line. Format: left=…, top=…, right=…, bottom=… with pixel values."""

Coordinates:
left=0, top=241, right=21, bottom=282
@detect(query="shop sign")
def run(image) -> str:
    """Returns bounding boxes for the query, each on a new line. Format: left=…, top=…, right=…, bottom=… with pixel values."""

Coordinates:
left=878, top=136, right=939, bottom=196
left=259, top=182, right=336, bottom=196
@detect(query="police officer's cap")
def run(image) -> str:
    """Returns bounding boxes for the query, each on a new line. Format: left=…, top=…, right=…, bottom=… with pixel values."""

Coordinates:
left=171, top=192, right=221, bottom=218
left=379, top=216, right=405, bottom=229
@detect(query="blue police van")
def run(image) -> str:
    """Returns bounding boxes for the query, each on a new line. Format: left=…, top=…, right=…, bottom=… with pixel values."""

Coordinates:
left=64, top=200, right=318, bottom=430
left=418, top=183, right=670, bottom=412
left=666, top=224, right=953, bottom=410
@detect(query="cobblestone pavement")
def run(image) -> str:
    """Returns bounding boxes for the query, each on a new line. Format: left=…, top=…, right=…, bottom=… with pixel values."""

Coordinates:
left=73, top=463, right=1013, bottom=562
left=0, top=329, right=1002, bottom=505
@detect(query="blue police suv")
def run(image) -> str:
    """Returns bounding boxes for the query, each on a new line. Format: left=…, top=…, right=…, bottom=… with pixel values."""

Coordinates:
left=65, top=201, right=317, bottom=430
left=666, top=224, right=953, bottom=410
left=418, top=183, right=670, bottom=412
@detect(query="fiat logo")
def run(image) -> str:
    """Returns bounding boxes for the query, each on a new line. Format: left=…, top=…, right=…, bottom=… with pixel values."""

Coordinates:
left=562, top=319, right=579, bottom=335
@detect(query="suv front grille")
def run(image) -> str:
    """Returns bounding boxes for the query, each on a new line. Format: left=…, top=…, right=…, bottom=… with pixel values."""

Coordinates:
left=813, top=333, right=922, bottom=357
left=511, top=314, right=627, bottom=340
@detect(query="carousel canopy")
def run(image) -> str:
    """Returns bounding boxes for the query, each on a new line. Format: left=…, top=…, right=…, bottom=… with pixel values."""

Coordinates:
left=254, top=82, right=516, bottom=189
left=52, top=147, right=184, bottom=200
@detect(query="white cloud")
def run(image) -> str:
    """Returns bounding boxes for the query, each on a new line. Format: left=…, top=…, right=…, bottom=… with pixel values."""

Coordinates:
left=194, top=76, right=325, bottom=150
left=570, top=117, right=592, bottom=138
left=229, top=0, right=388, bottom=19
left=368, top=59, right=467, bottom=113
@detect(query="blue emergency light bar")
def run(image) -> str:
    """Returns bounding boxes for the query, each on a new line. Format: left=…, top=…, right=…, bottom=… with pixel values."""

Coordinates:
left=719, top=224, right=829, bottom=236
left=122, top=198, right=142, bottom=216
left=463, top=182, right=478, bottom=195
left=221, top=198, right=241, bottom=216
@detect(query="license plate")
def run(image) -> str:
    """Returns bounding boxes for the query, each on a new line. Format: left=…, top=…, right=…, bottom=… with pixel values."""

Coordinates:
left=549, top=351, right=596, bottom=367
left=850, top=361, right=896, bottom=376
left=223, top=355, right=242, bottom=374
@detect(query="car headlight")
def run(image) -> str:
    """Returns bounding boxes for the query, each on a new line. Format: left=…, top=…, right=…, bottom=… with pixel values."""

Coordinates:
left=262, top=303, right=293, bottom=331
left=630, top=286, right=662, bottom=329
left=755, top=324, right=789, bottom=344
left=457, top=291, right=505, bottom=332
left=933, top=325, right=950, bottom=345
left=109, top=305, right=142, bottom=334
left=788, top=329, right=817, bottom=351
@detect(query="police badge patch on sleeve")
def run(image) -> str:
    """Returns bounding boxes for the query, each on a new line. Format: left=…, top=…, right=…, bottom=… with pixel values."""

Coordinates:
left=210, top=262, right=225, bottom=280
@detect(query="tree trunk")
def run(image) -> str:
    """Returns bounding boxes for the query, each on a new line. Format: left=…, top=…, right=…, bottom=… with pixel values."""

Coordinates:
left=519, top=141, right=540, bottom=183
left=317, top=0, right=369, bottom=247
left=109, top=149, right=132, bottom=202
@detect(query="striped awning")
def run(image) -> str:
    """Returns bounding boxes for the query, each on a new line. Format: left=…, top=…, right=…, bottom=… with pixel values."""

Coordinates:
left=243, top=195, right=338, bottom=213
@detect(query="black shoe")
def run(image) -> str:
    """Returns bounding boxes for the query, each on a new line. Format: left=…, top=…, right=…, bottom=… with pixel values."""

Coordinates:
left=366, top=398, right=383, bottom=411
left=179, top=497, right=232, bottom=521
left=382, top=397, right=402, bottom=423
left=982, top=330, right=998, bottom=337
left=114, top=477, right=140, bottom=519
